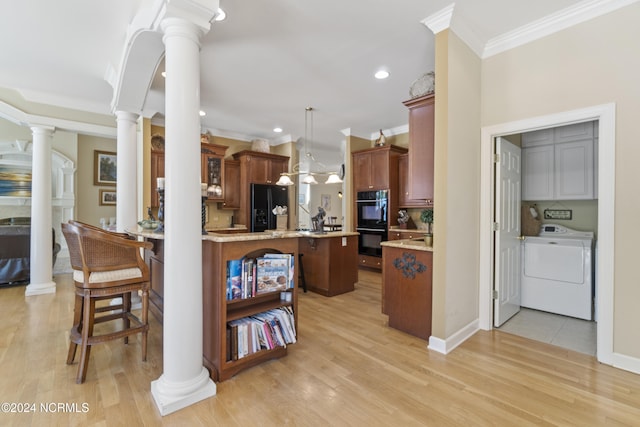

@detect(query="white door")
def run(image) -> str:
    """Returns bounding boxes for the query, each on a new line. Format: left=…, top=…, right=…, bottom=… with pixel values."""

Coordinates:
left=494, top=137, right=522, bottom=327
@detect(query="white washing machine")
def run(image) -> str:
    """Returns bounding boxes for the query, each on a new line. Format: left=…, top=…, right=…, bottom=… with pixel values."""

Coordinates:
left=521, top=224, right=594, bottom=320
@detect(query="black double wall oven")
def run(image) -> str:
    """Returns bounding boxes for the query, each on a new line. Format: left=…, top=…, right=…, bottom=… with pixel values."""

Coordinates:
left=356, top=190, right=388, bottom=258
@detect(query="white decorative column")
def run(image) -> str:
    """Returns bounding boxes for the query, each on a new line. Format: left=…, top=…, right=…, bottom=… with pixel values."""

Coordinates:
left=115, top=111, right=139, bottom=232
left=151, top=9, right=217, bottom=416
left=26, top=125, right=56, bottom=296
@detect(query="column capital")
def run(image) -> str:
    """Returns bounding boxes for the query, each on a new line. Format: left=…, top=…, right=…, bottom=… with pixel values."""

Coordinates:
left=114, top=110, right=140, bottom=123
left=160, top=0, right=219, bottom=35
left=29, top=125, right=55, bottom=134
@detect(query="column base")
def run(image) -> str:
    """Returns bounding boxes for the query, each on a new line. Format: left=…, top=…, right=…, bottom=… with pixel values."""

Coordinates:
left=25, top=281, right=56, bottom=296
left=151, top=367, right=216, bottom=416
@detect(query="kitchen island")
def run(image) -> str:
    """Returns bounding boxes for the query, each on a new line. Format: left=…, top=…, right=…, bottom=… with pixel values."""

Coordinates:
left=380, top=238, right=433, bottom=340
left=127, top=226, right=358, bottom=381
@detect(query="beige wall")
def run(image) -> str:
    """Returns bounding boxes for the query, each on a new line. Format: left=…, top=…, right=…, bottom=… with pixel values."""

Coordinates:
left=431, top=30, right=482, bottom=339
left=77, top=134, right=117, bottom=226
left=481, top=3, right=640, bottom=358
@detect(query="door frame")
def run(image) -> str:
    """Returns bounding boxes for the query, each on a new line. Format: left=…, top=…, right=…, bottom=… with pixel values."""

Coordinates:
left=478, top=103, right=615, bottom=366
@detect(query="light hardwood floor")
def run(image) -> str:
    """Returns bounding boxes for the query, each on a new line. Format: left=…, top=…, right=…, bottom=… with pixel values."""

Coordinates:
left=1, top=270, right=640, bottom=426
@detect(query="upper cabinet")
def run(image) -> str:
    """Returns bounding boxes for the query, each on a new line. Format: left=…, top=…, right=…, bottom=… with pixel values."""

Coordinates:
left=234, top=150, right=289, bottom=185
left=398, top=153, right=431, bottom=208
left=352, top=145, right=407, bottom=191
left=402, top=93, right=435, bottom=203
left=201, top=143, right=228, bottom=202
left=522, top=121, right=597, bottom=201
left=219, top=159, right=240, bottom=210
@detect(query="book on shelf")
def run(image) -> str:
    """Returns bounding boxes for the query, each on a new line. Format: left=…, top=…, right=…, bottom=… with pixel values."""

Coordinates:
left=225, top=307, right=296, bottom=361
left=256, top=255, right=290, bottom=294
left=226, top=253, right=295, bottom=300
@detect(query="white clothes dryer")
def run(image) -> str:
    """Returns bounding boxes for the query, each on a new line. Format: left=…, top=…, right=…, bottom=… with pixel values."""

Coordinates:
left=521, top=224, right=594, bottom=320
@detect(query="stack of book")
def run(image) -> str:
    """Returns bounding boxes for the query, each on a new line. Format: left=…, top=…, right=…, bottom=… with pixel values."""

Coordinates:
left=226, top=307, right=296, bottom=361
left=226, top=253, right=295, bottom=300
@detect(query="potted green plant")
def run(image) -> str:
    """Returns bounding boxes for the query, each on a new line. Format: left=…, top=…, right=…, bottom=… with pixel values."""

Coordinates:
left=420, top=208, right=434, bottom=246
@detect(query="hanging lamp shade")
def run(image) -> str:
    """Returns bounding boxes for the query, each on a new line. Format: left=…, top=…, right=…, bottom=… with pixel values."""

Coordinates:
left=325, top=173, right=343, bottom=184
left=276, top=175, right=295, bottom=186
left=302, top=174, right=318, bottom=184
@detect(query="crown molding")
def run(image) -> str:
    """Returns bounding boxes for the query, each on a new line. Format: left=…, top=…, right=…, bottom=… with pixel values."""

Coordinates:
left=483, top=0, right=640, bottom=58
left=422, top=4, right=455, bottom=34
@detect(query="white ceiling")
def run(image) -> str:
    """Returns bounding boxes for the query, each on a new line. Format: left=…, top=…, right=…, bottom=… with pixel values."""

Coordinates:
left=0, top=0, right=589, bottom=167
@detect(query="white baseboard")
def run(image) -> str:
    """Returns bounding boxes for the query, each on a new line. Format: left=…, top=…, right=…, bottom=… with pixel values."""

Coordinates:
left=611, top=352, right=640, bottom=376
left=428, top=319, right=480, bottom=354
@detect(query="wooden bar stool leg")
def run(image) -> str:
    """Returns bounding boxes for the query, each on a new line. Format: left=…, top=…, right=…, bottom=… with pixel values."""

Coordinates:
left=141, top=287, right=148, bottom=361
left=77, top=292, right=95, bottom=384
left=67, top=292, right=83, bottom=364
left=123, top=292, right=131, bottom=345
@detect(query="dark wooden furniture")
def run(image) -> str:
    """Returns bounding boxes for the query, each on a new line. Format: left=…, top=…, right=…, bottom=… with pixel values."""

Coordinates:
left=61, top=221, right=152, bottom=383
left=232, top=150, right=290, bottom=229
left=402, top=94, right=435, bottom=204
left=150, top=150, right=165, bottom=208
left=398, top=154, right=432, bottom=208
left=201, top=143, right=228, bottom=202
left=382, top=245, right=432, bottom=340
left=219, top=159, right=240, bottom=209
left=351, top=145, right=407, bottom=192
left=298, top=234, right=358, bottom=296
left=145, top=238, right=164, bottom=322
left=388, top=229, right=427, bottom=241
left=202, top=237, right=298, bottom=381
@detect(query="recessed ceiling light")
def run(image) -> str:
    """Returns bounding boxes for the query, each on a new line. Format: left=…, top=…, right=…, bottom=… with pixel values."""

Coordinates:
left=161, top=71, right=166, bottom=78
left=273, top=127, right=283, bottom=133
left=214, top=8, right=226, bottom=21
left=375, top=70, right=390, bottom=79
left=199, top=111, right=206, bottom=117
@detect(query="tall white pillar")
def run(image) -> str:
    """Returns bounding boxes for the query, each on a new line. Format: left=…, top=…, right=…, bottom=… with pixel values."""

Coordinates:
left=151, top=16, right=216, bottom=415
left=115, top=111, right=139, bottom=232
left=26, top=125, right=56, bottom=296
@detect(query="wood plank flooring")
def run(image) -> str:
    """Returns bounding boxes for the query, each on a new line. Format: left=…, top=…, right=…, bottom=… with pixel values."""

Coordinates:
left=1, top=269, right=639, bottom=426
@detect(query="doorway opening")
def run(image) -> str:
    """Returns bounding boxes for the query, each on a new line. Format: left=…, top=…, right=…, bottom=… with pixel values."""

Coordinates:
left=478, top=103, right=615, bottom=366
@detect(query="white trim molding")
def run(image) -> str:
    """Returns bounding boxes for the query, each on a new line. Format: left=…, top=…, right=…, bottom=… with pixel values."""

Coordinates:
left=422, top=4, right=455, bottom=34
left=478, top=103, right=620, bottom=370
left=428, top=320, right=479, bottom=355
left=483, top=0, right=640, bottom=58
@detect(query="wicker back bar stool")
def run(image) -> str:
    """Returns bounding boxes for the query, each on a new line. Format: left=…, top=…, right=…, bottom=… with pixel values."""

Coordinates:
left=61, top=221, right=153, bottom=384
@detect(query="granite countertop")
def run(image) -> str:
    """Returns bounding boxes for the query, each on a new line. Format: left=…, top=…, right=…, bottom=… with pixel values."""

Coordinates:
left=381, top=238, right=433, bottom=252
left=126, top=226, right=357, bottom=242
left=388, top=226, right=428, bottom=233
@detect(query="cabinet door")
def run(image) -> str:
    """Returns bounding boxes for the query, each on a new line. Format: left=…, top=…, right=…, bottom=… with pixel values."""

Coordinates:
left=370, top=150, right=389, bottom=190
left=269, top=159, right=288, bottom=184
left=554, top=122, right=594, bottom=144
left=388, top=231, right=403, bottom=241
left=398, top=154, right=430, bottom=208
left=248, top=156, right=270, bottom=184
left=522, top=145, right=554, bottom=200
left=353, top=152, right=372, bottom=191
left=522, top=128, right=554, bottom=147
left=406, top=95, right=434, bottom=200
left=555, top=140, right=594, bottom=200
left=150, top=151, right=165, bottom=208
left=221, top=160, right=240, bottom=209
left=202, top=153, right=224, bottom=201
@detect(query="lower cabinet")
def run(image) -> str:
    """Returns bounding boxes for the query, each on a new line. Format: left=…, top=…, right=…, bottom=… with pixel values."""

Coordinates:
left=145, top=238, right=164, bottom=322
left=382, top=246, right=432, bottom=340
left=388, top=229, right=427, bottom=241
left=358, top=254, right=382, bottom=270
left=298, top=235, right=358, bottom=296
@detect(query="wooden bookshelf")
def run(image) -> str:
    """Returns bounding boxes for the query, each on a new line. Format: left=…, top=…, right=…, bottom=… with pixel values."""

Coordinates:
left=202, top=237, right=299, bottom=381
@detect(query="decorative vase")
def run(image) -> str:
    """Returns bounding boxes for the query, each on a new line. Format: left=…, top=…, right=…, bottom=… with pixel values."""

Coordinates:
left=424, top=234, right=433, bottom=247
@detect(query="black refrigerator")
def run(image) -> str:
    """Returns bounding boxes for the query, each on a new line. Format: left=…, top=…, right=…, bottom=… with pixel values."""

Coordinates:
left=250, top=184, right=289, bottom=232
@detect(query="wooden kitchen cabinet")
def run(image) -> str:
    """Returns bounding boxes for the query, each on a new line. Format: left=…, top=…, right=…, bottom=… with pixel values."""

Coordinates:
left=388, top=229, right=427, bottom=241
left=403, top=93, right=435, bottom=202
left=201, top=143, right=228, bottom=202
left=398, top=154, right=432, bottom=208
left=219, top=159, right=240, bottom=209
left=232, top=150, right=290, bottom=229
left=298, top=235, right=358, bottom=296
left=234, top=150, right=288, bottom=185
left=150, top=150, right=165, bottom=208
left=383, top=246, right=432, bottom=340
left=352, top=145, right=406, bottom=192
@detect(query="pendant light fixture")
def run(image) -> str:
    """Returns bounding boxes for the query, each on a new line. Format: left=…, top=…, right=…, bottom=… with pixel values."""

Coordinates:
left=276, top=107, right=344, bottom=186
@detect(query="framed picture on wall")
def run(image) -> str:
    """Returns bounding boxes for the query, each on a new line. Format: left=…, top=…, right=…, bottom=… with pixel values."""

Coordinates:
left=321, top=194, right=331, bottom=211
left=99, top=189, right=117, bottom=206
left=94, top=150, right=117, bottom=186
